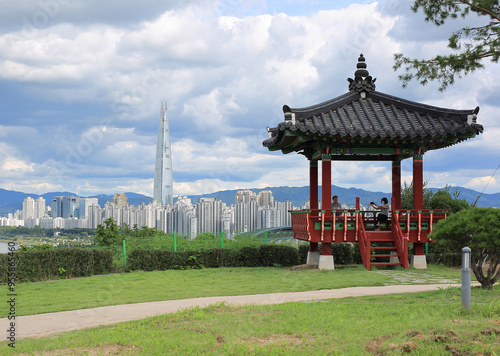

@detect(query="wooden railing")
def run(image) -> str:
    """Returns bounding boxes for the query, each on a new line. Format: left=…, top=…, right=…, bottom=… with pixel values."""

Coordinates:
left=392, top=211, right=409, bottom=269
left=392, top=209, right=449, bottom=243
left=357, top=214, right=369, bottom=270
left=290, top=206, right=449, bottom=244
left=290, top=209, right=311, bottom=241
left=291, top=208, right=363, bottom=243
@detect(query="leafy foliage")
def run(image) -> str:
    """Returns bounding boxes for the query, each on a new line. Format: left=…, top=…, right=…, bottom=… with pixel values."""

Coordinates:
left=401, top=182, right=469, bottom=212
left=0, top=248, right=113, bottom=283
left=430, top=207, right=500, bottom=289
left=95, top=217, right=120, bottom=247
left=394, top=0, right=500, bottom=91
left=127, top=245, right=300, bottom=271
left=18, top=243, right=54, bottom=252
left=429, top=189, right=470, bottom=213
left=401, top=181, right=434, bottom=209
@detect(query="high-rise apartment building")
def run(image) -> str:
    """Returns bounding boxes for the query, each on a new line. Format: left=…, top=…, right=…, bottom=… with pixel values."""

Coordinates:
left=196, top=198, right=224, bottom=235
left=79, top=198, right=99, bottom=220
left=22, top=196, right=46, bottom=220
left=62, top=196, right=80, bottom=218
left=51, top=196, right=63, bottom=218
left=112, top=193, right=128, bottom=208
left=35, top=197, right=46, bottom=218
left=235, top=190, right=257, bottom=204
left=257, top=190, right=273, bottom=208
left=153, top=101, right=174, bottom=206
left=22, top=197, right=35, bottom=220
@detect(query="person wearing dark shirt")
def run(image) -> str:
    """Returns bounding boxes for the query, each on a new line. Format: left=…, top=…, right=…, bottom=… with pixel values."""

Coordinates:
left=370, top=197, right=389, bottom=230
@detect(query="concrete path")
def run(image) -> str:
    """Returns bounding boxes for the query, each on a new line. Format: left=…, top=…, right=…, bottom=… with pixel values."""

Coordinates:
left=5, top=283, right=472, bottom=340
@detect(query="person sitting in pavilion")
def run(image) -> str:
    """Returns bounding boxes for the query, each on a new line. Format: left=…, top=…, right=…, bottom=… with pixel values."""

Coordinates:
left=332, top=195, right=342, bottom=216
left=370, top=198, right=389, bottom=230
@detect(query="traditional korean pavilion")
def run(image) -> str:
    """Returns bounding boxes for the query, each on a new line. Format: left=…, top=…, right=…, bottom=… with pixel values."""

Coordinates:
left=263, top=54, right=484, bottom=270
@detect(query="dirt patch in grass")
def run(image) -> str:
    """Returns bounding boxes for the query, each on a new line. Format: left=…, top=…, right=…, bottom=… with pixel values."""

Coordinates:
left=365, top=336, right=392, bottom=354
left=21, top=344, right=140, bottom=355
left=241, top=334, right=309, bottom=352
left=367, top=337, right=421, bottom=355
left=406, top=330, right=427, bottom=341
left=480, top=327, right=500, bottom=336
left=366, top=329, right=493, bottom=355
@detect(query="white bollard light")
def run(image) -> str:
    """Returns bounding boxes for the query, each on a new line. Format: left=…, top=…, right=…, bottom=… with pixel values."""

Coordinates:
left=462, top=247, right=471, bottom=310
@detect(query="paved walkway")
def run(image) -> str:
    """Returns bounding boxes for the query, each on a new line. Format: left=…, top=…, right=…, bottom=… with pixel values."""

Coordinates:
left=6, top=283, right=473, bottom=340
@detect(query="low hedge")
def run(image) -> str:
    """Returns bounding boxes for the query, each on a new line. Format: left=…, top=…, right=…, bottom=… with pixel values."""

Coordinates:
left=0, top=245, right=462, bottom=283
left=128, top=245, right=299, bottom=271
left=0, top=248, right=114, bottom=283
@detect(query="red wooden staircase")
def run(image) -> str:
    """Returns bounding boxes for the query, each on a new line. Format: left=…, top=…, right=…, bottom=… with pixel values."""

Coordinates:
left=358, top=219, right=409, bottom=271
left=366, top=231, right=402, bottom=268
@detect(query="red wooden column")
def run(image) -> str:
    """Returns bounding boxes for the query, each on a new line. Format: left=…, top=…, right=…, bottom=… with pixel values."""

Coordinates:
left=309, top=160, right=319, bottom=253
left=321, top=151, right=332, bottom=256
left=413, top=153, right=424, bottom=256
left=392, top=160, right=401, bottom=210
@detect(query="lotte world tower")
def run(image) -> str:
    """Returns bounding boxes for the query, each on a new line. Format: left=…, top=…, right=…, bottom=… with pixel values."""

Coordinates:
left=153, top=102, right=174, bottom=206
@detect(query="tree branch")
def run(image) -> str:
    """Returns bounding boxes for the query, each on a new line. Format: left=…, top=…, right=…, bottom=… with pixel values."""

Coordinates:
left=459, top=0, right=500, bottom=21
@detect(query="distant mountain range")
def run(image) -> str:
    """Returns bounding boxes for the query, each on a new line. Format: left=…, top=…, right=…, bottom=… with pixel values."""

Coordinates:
left=0, top=185, right=498, bottom=216
left=0, top=189, right=153, bottom=216
left=186, top=185, right=500, bottom=208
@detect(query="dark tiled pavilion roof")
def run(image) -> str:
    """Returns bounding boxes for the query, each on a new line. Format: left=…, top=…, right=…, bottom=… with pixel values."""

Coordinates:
left=263, top=55, right=484, bottom=161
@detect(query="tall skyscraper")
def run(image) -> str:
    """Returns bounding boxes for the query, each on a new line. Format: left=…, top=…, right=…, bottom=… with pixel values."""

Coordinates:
left=154, top=101, right=174, bottom=206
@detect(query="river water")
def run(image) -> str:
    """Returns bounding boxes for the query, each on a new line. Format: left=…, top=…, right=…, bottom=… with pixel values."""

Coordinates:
left=0, top=241, right=17, bottom=254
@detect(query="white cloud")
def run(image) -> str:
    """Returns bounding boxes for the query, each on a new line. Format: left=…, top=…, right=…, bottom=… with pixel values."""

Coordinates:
left=467, top=176, right=497, bottom=190
left=0, top=0, right=498, bottom=200
left=1, top=157, right=34, bottom=173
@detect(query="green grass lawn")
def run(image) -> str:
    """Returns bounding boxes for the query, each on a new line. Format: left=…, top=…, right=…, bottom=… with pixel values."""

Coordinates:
left=3, top=285, right=498, bottom=355
left=1, top=265, right=463, bottom=317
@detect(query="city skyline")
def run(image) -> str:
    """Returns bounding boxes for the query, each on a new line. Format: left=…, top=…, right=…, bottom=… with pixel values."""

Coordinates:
left=0, top=0, right=499, bottom=198
left=4, top=190, right=297, bottom=238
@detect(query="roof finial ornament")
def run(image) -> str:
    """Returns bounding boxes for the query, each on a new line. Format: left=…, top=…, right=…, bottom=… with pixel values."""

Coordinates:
left=348, top=53, right=376, bottom=94
left=355, top=54, right=369, bottom=78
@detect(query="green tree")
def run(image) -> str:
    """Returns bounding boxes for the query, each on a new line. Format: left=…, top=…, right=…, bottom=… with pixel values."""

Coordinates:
left=430, top=207, right=500, bottom=289
left=401, top=182, right=470, bottom=212
left=400, top=181, right=433, bottom=209
left=95, top=217, right=120, bottom=247
left=120, top=223, right=132, bottom=236
left=18, top=243, right=54, bottom=252
left=429, top=188, right=470, bottom=213
left=394, top=0, right=500, bottom=91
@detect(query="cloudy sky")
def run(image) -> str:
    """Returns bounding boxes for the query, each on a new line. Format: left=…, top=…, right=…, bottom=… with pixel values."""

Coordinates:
left=1, top=0, right=499, bottom=199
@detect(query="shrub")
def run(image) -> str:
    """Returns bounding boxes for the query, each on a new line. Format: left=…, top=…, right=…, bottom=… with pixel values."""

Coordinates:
left=298, top=244, right=309, bottom=264
left=238, top=246, right=261, bottom=267
left=258, top=245, right=299, bottom=267
left=0, top=248, right=113, bottom=283
left=331, top=243, right=355, bottom=265
left=128, top=245, right=300, bottom=271
left=127, top=250, right=177, bottom=271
